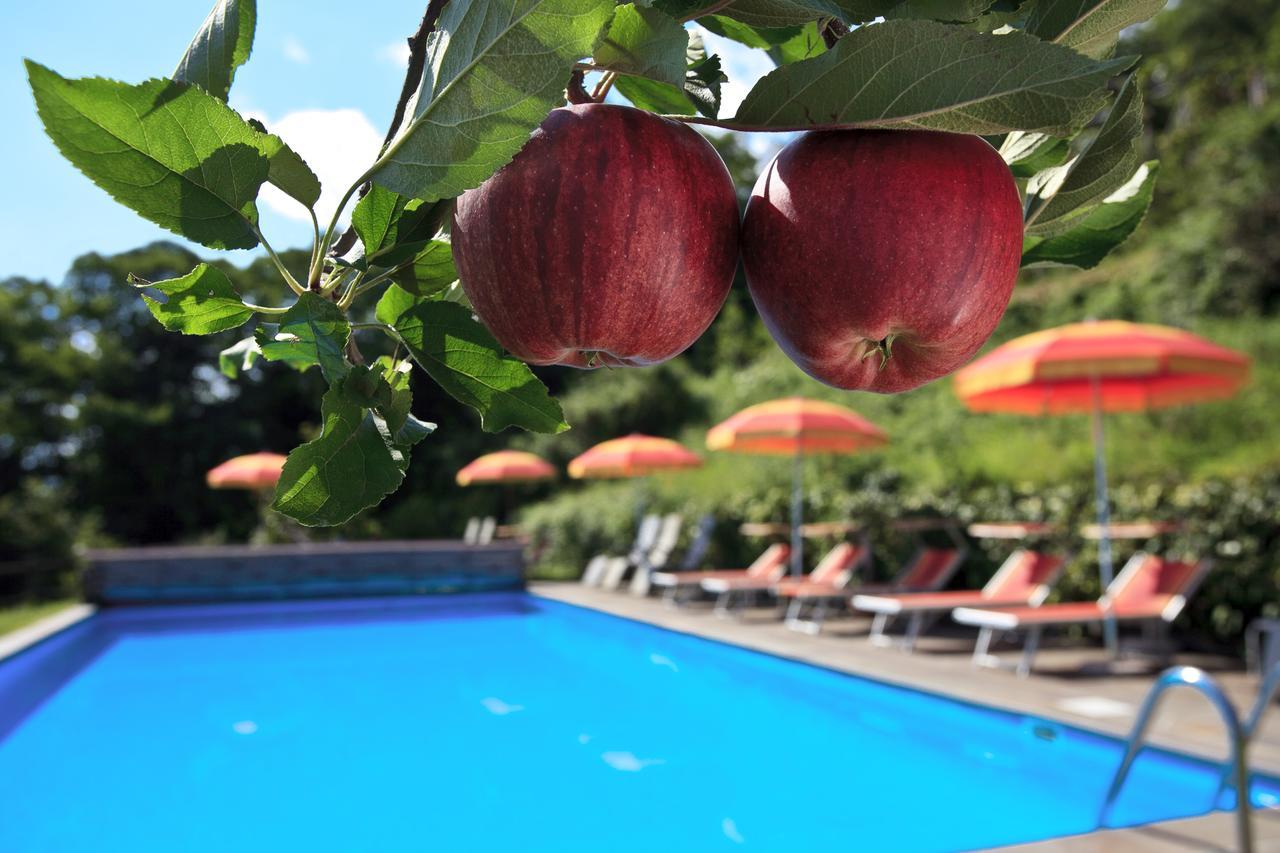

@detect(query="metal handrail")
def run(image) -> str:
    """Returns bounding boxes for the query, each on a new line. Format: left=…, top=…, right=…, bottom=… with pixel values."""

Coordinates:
left=1098, top=666, right=1253, bottom=853
left=1242, top=660, right=1280, bottom=739
left=1210, top=661, right=1280, bottom=807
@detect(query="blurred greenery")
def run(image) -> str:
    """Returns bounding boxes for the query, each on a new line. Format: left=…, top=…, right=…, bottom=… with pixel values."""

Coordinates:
left=0, top=600, right=77, bottom=639
left=1, top=0, right=1276, bottom=647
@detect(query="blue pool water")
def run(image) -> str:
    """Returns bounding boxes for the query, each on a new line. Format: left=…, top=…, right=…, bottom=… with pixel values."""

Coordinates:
left=0, top=593, right=1271, bottom=851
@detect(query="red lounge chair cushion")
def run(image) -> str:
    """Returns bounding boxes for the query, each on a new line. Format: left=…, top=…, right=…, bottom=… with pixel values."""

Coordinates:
left=1109, top=555, right=1202, bottom=616
left=898, top=548, right=960, bottom=590
left=655, top=544, right=790, bottom=588
left=987, top=550, right=1065, bottom=600
left=775, top=581, right=844, bottom=599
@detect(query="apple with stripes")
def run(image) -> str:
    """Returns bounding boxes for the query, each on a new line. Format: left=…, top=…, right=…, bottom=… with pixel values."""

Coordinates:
left=740, top=129, right=1023, bottom=393
left=452, top=103, right=740, bottom=369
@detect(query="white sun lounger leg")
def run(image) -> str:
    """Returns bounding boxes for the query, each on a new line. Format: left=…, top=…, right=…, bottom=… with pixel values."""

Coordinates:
left=902, top=612, right=925, bottom=653
left=1017, top=626, right=1043, bottom=679
left=869, top=612, right=894, bottom=646
left=973, top=626, right=999, bottom=669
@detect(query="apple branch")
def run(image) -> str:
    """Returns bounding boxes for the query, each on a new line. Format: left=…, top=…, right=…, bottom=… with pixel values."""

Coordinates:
left=329, top=0, right=449, bottom=261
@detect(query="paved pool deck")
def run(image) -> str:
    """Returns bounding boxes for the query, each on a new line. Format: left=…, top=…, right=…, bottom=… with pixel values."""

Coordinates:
left=533, top=582, right=1280, bottom=852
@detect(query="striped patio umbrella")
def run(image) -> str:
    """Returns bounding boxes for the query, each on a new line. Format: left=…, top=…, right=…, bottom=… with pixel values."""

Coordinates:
left=568, top=434, right=702, bottom=480
left=707, top=398, right=888, bottom=575
left=456, top=451, right=556, bottom=486
left=955, top=320, right=1249, bottom=653
left=206, top=452, right=287, bottom=491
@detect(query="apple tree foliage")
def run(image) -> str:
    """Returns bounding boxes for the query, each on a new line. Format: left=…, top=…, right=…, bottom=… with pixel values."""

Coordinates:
left=26, top=0, right=1166, bottom=525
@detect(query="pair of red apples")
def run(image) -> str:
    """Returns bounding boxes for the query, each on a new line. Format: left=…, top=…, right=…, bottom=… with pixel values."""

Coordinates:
left=452, top=103, right=1023, bottom=393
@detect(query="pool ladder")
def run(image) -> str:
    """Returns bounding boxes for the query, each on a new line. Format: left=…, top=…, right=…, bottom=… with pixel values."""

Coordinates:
left=1098, top=663, right=1280, bottom=852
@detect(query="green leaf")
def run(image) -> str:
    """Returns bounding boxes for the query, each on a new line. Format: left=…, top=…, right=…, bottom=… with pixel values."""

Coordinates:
left=249, top=119, right=322, bottom=209
left=968, top=0, right=1033, bottom=31
left=886, top=0, right=996, bottom=21
left=1000, top=132, right=1071, bottom=178
left=614, top=75, right=695, bottom=114
left=367, top=0, right=614, bottom=202
left=699, top=16, right=802, bottom=49
left=219, top=336, right=261, bottom=378
left=715, top=0, right=841, bottom=28
left=1021, top=161, right=1158, bottom=269
left=130, top=263, right=253, bottom=335
left=352, top=184, right=427, bottom=257
left=714, top=0, right=899, bottom=28
left=255, top=292, right=350, bottom=383
left=173, top=0, right=256, bottom=101
left=391, top=241, right=458, bottom=298
left=767, top=21, right=827, bottom=65
left=731, top=20, right=1132, bottom=136
left=1025, top=74, right=1144, bottom=234
left=614, top=30, right=726, bottom=116
left=1027, top=0, right=1168, bottom=59
left=27, top=63, right=270, bottom=250
left=376, top=285, right=569, bottom=434
left=685, top=53, right=727, bottom=118
left=273, top=374, right=422, bottom=527
left=594, top=3, right=689, bottom=86
left=375, top=356, right=436, bottom=453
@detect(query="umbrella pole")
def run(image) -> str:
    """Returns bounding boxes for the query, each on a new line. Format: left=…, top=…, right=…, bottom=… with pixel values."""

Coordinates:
left=791, top=448, right=804, bottom=577
left=1091, top=376, right=1119, bottom=657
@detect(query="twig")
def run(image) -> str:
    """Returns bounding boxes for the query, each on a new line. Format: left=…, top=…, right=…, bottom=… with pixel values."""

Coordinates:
left=591, top=71, right=617, bottom=102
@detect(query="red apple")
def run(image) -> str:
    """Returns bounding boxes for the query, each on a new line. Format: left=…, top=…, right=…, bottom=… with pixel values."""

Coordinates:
left=740, top=130, right=1023, bottom=393
left=452, top=103, right=740, bottom=368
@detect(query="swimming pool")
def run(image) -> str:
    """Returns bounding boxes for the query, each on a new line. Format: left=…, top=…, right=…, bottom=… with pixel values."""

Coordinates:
left=0, top=593, right=1270, bottom=851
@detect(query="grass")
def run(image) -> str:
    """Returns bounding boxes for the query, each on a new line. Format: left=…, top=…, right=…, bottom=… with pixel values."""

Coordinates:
left=0, top=599, right=79, bottom=638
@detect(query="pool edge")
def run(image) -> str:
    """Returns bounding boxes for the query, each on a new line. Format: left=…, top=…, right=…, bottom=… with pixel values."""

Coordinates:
left=0, top=604, right=97, bottom=664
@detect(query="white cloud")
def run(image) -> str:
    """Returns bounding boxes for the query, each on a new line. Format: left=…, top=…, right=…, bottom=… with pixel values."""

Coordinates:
left=283, top=35, right=310, bottom=64
left=379, top=40, right=412, bottom=68
left=246, top=108, right=384, bottom=225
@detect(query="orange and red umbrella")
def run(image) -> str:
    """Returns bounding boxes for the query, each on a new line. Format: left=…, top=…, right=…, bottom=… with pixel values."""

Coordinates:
left=456, top=451, right=555, bottom=486
left=206, top=453, right=287, bottom=491
left=955, top=320, right=1249, bottom=415
left=955, top=320, right=1249, bottom=652
left=707, top=397, right=888, bottom=575
left=568, top=434, right=702, bottom=480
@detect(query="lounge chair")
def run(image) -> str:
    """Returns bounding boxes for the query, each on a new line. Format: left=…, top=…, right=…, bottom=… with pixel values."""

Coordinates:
left=705, top=541, right=865, bottom=619
left=464, top=516, right=496, bottom=546
left=775, top=541, right=874, bottom=633
left=581, top=514, right=659, bottom=587
left=852, top=548, right=1068, bottom=652
left=628, top=513, right=686, bottom=596
left=781, top=544, right=966, bottom=635
left=603, top=513, right=683, bottom=591
left=651, top=542, right=791, bottom=607
left=952, top=552, right=1212, bottom=678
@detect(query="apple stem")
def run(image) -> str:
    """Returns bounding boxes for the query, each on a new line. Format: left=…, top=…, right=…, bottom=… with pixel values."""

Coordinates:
left=567, top=70, right=593, bottom=105
left=820, top=18, right=848, bottom=49
left=859, top=334, right=897, bottom=371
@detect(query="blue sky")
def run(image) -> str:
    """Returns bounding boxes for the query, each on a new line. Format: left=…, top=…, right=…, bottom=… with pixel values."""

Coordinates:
left=5, top=1, right=774, bottom=284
